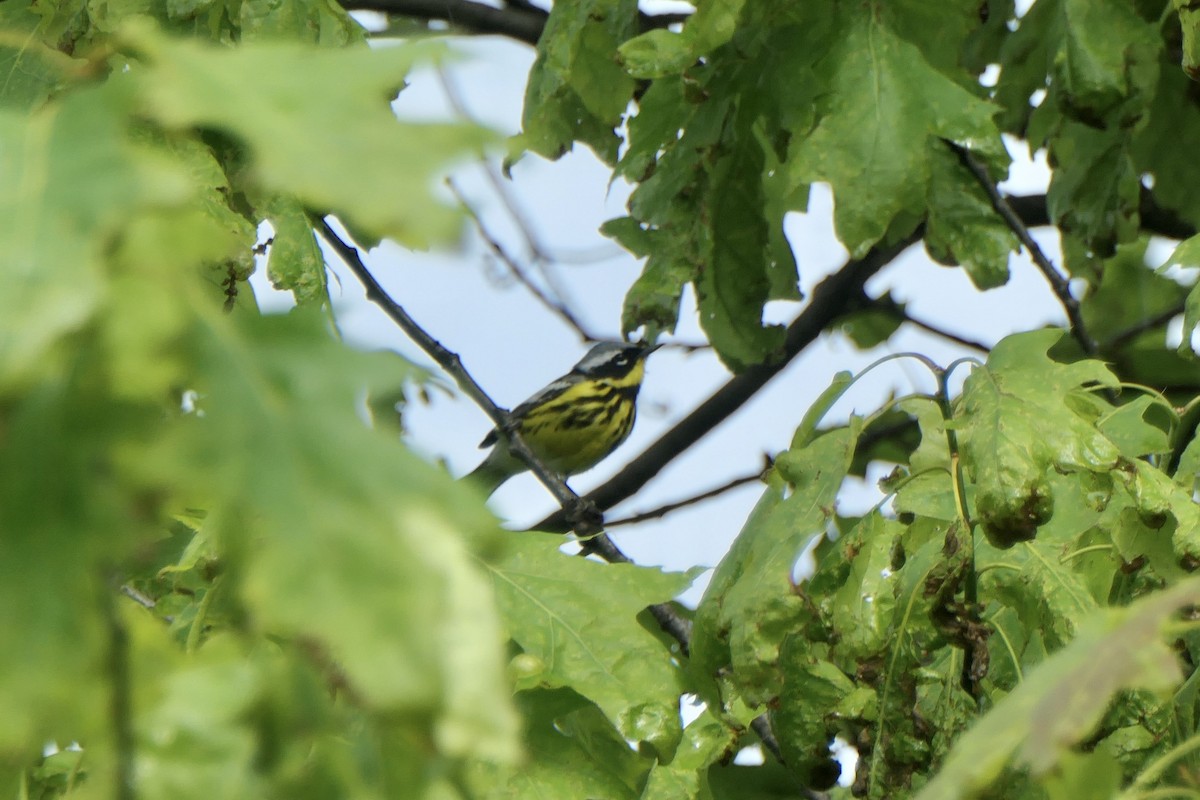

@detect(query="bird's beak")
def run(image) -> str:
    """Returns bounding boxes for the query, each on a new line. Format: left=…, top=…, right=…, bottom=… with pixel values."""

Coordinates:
left=642, top=342, right=662, bottom=356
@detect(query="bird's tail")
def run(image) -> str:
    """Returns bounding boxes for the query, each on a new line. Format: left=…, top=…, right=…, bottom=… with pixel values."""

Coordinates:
left=463, top=446, right=526, bottom=497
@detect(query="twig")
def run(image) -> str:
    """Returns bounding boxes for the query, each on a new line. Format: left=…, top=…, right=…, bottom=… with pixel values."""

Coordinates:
left=120, top=584, right=157, bottom=609
left=435, top=68, right=588, bottom=308
left=435, top=68, right=551, bottom=260
left=533, top=231, right=923, bottom=532
left=946, top=141, right=1097, bottom=356
left=902, top=312, right=991, bottom=353
left=313, top=216, right=696, bottom=658
left=446, top=176, right=598, bottom=342
left=606, top=470, right=766, bottom=527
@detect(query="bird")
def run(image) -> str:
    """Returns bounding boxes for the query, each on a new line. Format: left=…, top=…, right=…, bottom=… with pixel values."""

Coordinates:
left=465, top=340, right=659, bottom=495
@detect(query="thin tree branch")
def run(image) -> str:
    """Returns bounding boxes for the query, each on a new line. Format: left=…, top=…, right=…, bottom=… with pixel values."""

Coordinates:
left=1007, top=190, right=1197, bottom=242
left=348, top=0, right=547, bottom=44
left=314, top=215, right=594, bottom=523
left=947, top=141, right=1098, bottom=356
left=606, top=470, right=766, bottom=528
left=902, top=311, right=992, bottom=353
left=447, top=177, right=598, bottom=342
left=314, top=215, right=696, bottom=658
left=342, top=0, right=688, bottom=46
left=533, top=231, right=923, bottom=532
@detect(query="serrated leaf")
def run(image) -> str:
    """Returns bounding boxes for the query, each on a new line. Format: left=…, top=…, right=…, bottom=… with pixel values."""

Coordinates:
left=915, top=580, right=1200, bottom=799
left=484, top=532, right=693, bottom=756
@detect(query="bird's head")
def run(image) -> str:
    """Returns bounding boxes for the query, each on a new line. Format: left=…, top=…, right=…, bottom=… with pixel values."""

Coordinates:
left=572, top=341, right=660, bottom=380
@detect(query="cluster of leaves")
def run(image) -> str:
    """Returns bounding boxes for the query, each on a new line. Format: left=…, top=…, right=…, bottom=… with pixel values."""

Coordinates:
left=9, top=0, right=1200, bottom=799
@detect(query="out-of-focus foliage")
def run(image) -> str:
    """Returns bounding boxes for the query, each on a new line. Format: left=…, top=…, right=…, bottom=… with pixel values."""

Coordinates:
left=7, top=0, right=1200, bottom=799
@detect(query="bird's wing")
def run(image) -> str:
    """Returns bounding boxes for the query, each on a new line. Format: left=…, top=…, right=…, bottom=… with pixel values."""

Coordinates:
left=477, top=375, right=577, bottom=448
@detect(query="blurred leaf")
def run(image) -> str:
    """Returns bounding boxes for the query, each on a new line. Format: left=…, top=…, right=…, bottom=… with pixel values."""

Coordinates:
left=915, top=579, right=1200, bottom=799
left=129, top=28, right=490, bottom=245
left=0, top=79, right=190, bottom=389
left=132, top=310, right=519, bottom=761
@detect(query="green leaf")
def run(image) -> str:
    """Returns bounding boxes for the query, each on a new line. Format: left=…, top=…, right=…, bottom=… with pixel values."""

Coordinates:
left=238, top=0, right=364, bottom=45
left=924, top=144, right=1016, bottom=289
left=128, top=28, right=490, bottom=245
left=695, top=118, right=786, bottom=369
left=915, top=579, right=1200, bottom=799
left=520, top=0, right=637, bottom=163
left=1081, top=239, right=1188, bottom=344
left=1053, top=0, right=1160, bottom=124
left=693, top=423, right=860, bottom=707
left=484, top=531, right=694, bottom=756
left=640, top=707, right=738, bottom=800
left=957, top=330, right=1120, bottom=547
left=0, top=79, right=190, bottom=389
left=785, top=7, right=1002, bottom=258
left=1133, top=66, right=1200, bottom=228
left=469, top=690, right=645, bottom=800
left=979, top=539, right=1102, bottom=652
left=1046, top=121, right=1140, bottom=263
left=773, top=649, right=863, bottom=788
left=264, top=197, right=329, bottom=306
left=132, top=310, right=520, bottom=761
left=0, top=6, right=79, bottom=110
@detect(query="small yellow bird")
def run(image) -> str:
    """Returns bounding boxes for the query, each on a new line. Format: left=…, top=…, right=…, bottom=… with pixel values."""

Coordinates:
left=466, top=341, right=659, bottom=495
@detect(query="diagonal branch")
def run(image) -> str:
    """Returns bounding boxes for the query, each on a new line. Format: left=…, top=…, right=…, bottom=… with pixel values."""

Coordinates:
left=314, top=215, right=591, bottom=521
left=447, top=177, right=599, bottom=342
left=313, top=215, right=695, bottom=649
left=533, top=230, right=923, bottom=532
left=947, top=142, right=1098, bottom=356
left=342, top=0, right=689, bottom=46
